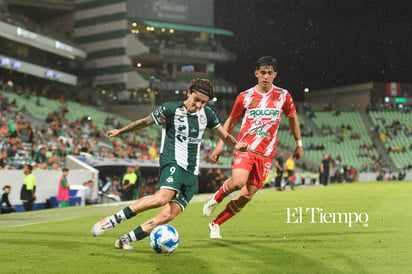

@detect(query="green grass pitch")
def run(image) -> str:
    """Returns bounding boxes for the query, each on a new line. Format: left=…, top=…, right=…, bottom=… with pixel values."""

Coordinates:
left=1, top=181, right=411, bottom=274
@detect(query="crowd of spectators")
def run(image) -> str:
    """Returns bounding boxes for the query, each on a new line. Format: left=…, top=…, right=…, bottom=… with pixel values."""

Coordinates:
left=198, top=168, right=228, bottom=194
left=0, top=90, right=166, bottom=171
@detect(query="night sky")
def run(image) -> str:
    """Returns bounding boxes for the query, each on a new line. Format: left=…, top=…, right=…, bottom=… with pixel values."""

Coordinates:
left=214, top=0, right=412, bottom=101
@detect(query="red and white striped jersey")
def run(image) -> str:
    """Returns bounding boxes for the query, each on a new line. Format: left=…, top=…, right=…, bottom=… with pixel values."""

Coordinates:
left=230, top=85, right=296, bottom=158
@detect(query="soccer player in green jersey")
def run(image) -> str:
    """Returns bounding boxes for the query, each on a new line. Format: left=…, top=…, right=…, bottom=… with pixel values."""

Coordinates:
left=91, top=78, right=249, bottom=250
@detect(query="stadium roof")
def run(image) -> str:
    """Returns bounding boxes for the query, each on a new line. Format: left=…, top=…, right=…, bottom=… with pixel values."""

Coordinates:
left=141, top=20, right=234, bottom=36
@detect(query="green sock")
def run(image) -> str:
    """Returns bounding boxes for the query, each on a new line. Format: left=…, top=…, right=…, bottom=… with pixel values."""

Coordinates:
left=127, top=226, right=149, bottom=242
left=114, top=206, right=137, bottom=224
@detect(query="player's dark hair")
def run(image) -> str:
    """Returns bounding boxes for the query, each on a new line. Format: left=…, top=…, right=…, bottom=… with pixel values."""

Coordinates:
left=189, top=78, right=215, bottom=100
left=25, top=164, right=33, bottom=172
left=256, top=56, right=277, bottom=71
left=63, top=168, right=69, bottom=172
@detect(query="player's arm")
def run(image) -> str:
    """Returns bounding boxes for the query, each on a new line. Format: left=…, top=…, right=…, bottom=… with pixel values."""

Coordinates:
left=216, top=117, right=238, bottom=150
left=108, top=114, right=155, bottom=137
left=212, top=125, right=249, bottom=153
left=288, top=114, right=303, bottom=159
left=210, top=117, right=239, bottom=163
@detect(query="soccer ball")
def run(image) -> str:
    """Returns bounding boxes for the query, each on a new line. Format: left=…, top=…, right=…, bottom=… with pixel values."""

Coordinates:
left=149, top=224, right=179, bottom=254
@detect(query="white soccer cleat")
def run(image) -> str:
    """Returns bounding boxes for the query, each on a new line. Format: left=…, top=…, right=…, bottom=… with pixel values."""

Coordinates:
left=91, top=216, right=116, bottom=237
left=209, top=222, right=222, bottom=239
left=203, top=197, right=218, bottom=217
left=115, top=236, right=134, bottom=250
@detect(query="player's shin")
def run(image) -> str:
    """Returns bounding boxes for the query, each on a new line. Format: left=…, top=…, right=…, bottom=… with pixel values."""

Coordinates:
left=214, top=199, right=243, bottom=225
left=214, top=179, right=232, bottom=203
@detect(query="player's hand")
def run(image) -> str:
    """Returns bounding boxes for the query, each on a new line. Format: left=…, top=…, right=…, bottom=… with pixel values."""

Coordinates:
left=235, top=142, right=250, bottom=152
left=107, top=129, right=121, bottom=137
left=210, top=147, right=222, bottom=164
left=293, top=146, right=303, bottom=160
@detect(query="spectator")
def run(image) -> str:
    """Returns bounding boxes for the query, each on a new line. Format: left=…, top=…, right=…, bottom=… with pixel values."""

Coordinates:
left=57, top=168, right=70, bottom=208
left=288, top=172, right=296, bottom=191
left=121, top=166, right=137, bottom=201
left=319, top=154, right=332, bottom=186
left=348, top=166, right=357, bottom=182
left=274, top=151, right=284, bottom=191
left=285, top=155, right=295, bottom=187
left=134, top=165, right=143, bottom=199
left=0, top=185, right=16, bottom=214
left=35, top=146, right=47, bottom=164
left=20, top=164, right=36, bottom=211
left=300, top=170, right=307, bottom=185
left=8, top=119, right=18, bottom=138
left=108, top=177, right=122, bottom=202
left=84, top=180, right=96, bottom=205
left=310, top=169, right=318, bottom=185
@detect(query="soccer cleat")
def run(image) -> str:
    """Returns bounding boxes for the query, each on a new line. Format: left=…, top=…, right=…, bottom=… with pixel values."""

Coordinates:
left=91, top=216, right=116, bottom=237
left=209, top=221, right=222, bottom=239
left=115, top=236, right=134, bottom=250
left=203, top=196, right=218, bottom=217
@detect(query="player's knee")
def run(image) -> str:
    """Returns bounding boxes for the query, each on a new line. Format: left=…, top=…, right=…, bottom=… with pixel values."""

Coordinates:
left=238, top=194, right=253, bottom=204
left=230, top=180, right=245, bottom=191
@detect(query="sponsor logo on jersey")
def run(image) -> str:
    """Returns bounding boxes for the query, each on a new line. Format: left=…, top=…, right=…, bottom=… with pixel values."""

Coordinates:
left=176, top=135, right=187, bottom=142
left=176, top=135, right=201, bottom=144
left=187, top=137, right=202, bottom=144
left=249, top=126, right=270, bottom=138
left=248, top=108, right=280, bottom=118
left=166, top=176, right=174, bottom=183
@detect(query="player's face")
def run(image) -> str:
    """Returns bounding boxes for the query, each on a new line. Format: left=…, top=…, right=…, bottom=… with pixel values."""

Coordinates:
left=185, top=91, right=210, bottom=113
left=255, top=65, right=277, bottom=92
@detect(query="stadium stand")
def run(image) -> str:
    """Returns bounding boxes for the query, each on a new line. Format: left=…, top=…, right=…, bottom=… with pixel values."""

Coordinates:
left=368, top=108, right=412, bottom=171
left=278, top=110, right=382, bottom=172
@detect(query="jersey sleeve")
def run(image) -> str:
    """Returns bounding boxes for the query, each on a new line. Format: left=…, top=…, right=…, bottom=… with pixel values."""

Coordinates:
left=229, top=93, right=246, bottom=121
left=151, top=103, right=170, bottom=126
left=283, top=91, right=297, bottom=118
left=204, top=106, right=221, bottom=129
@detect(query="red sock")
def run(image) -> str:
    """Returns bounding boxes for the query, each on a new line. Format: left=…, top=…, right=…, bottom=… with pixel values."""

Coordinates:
left=213, top=199, right=243, bottom=226
left=214, top=179, right=231, bottom=203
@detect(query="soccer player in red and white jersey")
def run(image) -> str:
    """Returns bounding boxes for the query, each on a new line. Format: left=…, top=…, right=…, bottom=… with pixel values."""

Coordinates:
left=203, top=56, right=303, bottom=238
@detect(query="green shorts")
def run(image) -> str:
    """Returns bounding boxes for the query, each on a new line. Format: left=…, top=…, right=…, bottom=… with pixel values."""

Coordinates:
left=59, top=200, right=69, bottom=208
left=158, top=164, right=198, bottom=210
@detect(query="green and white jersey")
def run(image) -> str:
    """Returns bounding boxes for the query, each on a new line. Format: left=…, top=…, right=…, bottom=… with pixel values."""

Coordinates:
left=152, top=102, right=220, bottom=175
